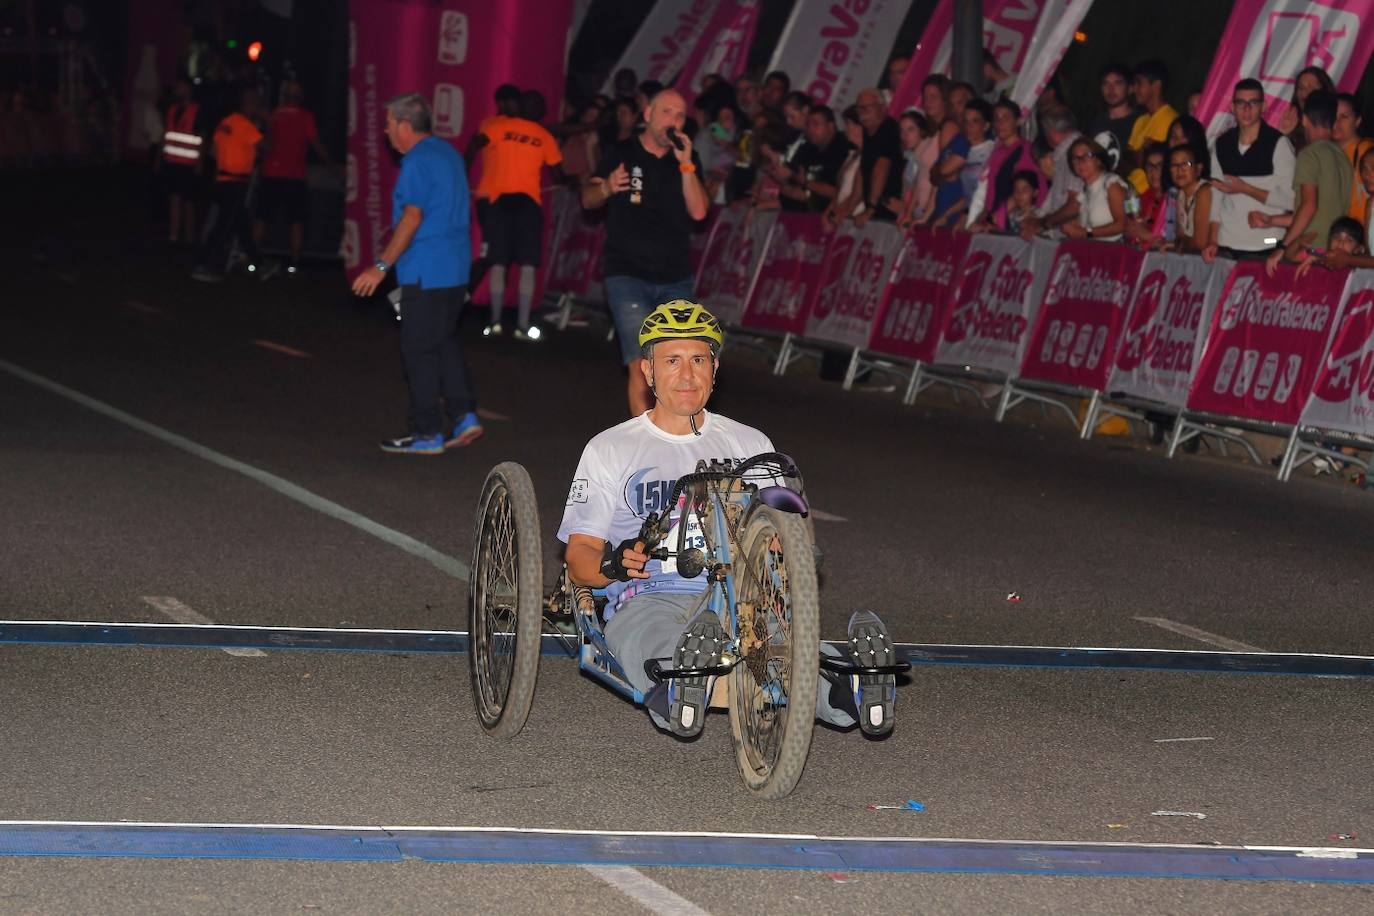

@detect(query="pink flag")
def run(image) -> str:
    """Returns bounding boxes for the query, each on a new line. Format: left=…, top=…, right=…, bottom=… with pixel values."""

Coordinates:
left=1195, top=0, right=1374, bottom=138
left=889, top=0, right=1044, bottom=115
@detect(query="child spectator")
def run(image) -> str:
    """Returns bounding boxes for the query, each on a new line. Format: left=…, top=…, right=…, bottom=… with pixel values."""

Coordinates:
left=893, top=110, right=930, bottom=225
left=996, top=170, right=1040, bottom=234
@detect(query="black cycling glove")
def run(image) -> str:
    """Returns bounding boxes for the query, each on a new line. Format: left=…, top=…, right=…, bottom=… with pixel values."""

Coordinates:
left=599, top=537, right=645, bottom=582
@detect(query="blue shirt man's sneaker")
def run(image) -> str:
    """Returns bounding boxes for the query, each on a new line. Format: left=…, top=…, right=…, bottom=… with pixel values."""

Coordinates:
left=379, top=433, right=445, bottom=455
left=446, top=411, right=484, bottom=450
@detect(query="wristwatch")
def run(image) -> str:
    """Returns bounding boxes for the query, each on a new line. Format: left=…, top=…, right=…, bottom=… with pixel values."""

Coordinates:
left=374, top=259, right=390, bottom=273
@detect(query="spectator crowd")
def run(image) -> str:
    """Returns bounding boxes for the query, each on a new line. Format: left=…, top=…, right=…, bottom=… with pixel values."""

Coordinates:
left=548, top=55, right=1374, bottom=280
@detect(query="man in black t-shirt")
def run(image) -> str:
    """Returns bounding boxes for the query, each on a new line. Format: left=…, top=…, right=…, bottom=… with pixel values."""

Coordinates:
left=855, top=88, right=904, bottom=223
left=780, top=106, right=852, bottom=214
left=583, top=89, right=709, bottom=415
left=1087, top=62, right=1140, bottom=156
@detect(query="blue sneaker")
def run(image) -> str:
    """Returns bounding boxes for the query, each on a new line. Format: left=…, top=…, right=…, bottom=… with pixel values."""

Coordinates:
left=445, top=412, right=484, bottom=450
left=379, top=433, right=444, bottom=455
left=847, top=610, right=897, bottom=736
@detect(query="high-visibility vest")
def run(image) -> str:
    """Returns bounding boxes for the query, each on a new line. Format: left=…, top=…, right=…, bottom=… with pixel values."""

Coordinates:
left=163, top=102, right=202, bottom=165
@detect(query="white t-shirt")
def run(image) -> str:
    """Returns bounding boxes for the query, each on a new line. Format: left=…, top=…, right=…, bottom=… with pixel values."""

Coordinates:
left=557, top=410, right=774, bottom=614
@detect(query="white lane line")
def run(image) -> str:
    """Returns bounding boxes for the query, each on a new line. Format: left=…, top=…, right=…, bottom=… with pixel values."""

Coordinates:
left=141, top=597, right=266, bottom=658
left=475, top=408, right=510, bottom=422
left=0, top=359, right=468, bottom=582
left=251, top=339, right=312, bottom=359
left=582, top=865, right=711, bottom=916
left=1154, top=737, right=1215, bottom=743
left=1133, top=617, right=1264, bottom=653
left=809, top=508, right=847, bottom=522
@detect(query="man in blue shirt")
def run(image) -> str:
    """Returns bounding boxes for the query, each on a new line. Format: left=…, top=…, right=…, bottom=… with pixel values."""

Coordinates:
left=352, top=92, right=483, bottom=455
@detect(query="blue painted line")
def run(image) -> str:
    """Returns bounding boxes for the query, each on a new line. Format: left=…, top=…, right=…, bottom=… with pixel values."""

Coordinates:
left=2, top=621, right=1372, bottom=677
left=0, top=824, right=1369, bottom=883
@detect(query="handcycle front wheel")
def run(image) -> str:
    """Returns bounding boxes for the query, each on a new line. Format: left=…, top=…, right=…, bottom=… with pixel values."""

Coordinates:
left=468, top=461, right=544, bottom=738
left=728, top=504, right=820, bottom=800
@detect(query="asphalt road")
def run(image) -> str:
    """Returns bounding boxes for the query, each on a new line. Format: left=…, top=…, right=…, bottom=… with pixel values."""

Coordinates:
left=2, top=169, right=1372, bottom=914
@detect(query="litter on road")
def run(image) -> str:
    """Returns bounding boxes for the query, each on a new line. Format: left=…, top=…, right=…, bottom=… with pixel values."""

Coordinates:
left=1152, top=811, right=1208, bottom=819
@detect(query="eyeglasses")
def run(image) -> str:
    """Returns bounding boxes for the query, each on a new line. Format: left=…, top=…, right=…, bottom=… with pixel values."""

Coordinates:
left=1169, top=160, right=1195, bottom=169
left=1231, top=97, right=1262, bottom=109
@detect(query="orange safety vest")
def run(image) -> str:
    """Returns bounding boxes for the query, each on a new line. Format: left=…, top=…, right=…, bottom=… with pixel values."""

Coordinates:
left=163, top=102, right=202, bottom=165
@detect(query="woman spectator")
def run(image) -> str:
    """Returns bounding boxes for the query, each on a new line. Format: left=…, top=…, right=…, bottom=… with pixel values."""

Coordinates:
left=1167, top=142, right=1213, bottom=253
left=1061, top=137, right=1130, bottom=241
left=823, top=105, right=866, bottom=229
left=968, top=99, right=1042, bottom=230
left=919, top=74, right=961, bottom=149
left=926, top=99, right=993, bottom=228
left=699, top=102, right=740, bottom=203
left=1279, top=66, right=1335, bottom=148
left=1126, top=142, right=1169, bottom=247
left=891, top=110, right=930, bottom=225
left=559, top=101, right=603, bottom=184
left=1165, top=115, right=1207, bottom=165
left=600, top=96, right=639, bottom=152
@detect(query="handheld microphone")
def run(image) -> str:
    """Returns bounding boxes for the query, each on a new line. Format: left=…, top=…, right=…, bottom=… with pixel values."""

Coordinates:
left=666, top=126, right=685, bottom=151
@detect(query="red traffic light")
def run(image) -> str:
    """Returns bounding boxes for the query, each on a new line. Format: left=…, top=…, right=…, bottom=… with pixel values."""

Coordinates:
left=247, top=40, right=263, bottom=61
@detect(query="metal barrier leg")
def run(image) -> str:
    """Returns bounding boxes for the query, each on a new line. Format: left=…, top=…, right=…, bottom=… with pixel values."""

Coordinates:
left=773, top=333, right=793, bottom=376
left=993, top=381, right=1016, bottom=422
left=841, top=347, right=861, bottom=391
left=1166, top=416, right=1191, bottom=459
left=902, top=362, right=924, bottom=406
left=554, top=292, right=572, bottom=331
left=1079, top=390, right=1101, bottom=440
left=1276, top=427, right=1301, bottom=482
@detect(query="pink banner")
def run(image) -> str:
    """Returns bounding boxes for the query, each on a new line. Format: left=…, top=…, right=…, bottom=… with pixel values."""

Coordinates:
left=694, top=207, right=775, bottom=327
left=804, top=220, right=906, bottom=350
left=1195, top=0, right=1374, bottom=138
left=545, top=210, right=605, bottom=298
left=740, top=212, right=830, bottom=336
left=890, top=0, right=1044, bottom=115
left=933, top=235, right=1055, bottom=376
left=1300, top=270, right=1374, bottom=437
left=1108, top=253, right=1228, bottom=408
left=343, top=1, right=573, bottom=280
left=674, top=0, right=759, bottom=105
left=687, top=205, right=723, bottom=277
left=1187, top=261, right=1348, bottom=424
left=868, top=229, right=971, bottom=363
left=1019, top=241, right=1145, bottom=391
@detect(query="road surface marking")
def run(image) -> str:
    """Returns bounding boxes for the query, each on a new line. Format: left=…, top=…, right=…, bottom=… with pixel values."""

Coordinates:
left=0, top=358, right=469, bottom=582
left=141, top=597, right=266, bottom=657
left=252, top=339, right=312, bottom=358
left=1132, top=617, right=1264, bottom=652
left=1153, top=737, right=1215, bottom=743
left=810, top=508, right=847, bottom=522
left=476, top=408, right=510, bottom=422
left=582, top=865, right=710, bottom=916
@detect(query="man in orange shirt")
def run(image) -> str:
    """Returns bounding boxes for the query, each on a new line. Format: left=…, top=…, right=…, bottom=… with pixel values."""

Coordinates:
left=253, top=81, right=332, bottom=275
left=193, top=88, right=270, bottom=282
left=474, top=89, right=562, bottom=339
left=464, top=84, right=523, bottom=310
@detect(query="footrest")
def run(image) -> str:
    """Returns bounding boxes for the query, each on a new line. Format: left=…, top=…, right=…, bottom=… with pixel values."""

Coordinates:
left=819, top=653, right=912, bottom=676
left=644, top=658, right=738, bottom=683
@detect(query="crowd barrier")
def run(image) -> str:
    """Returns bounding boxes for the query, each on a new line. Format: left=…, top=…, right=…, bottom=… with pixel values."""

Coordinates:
left=538, top=185, right=1374, bottom=485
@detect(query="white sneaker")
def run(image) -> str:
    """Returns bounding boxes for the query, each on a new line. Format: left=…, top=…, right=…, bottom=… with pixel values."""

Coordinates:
left=514, top=325, right=542, bottom=342
left=483, top=322, right=503, bottom=337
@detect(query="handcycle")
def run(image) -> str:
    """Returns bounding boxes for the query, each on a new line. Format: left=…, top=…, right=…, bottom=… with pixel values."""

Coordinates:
left=467, top=452, right=909, bottom=800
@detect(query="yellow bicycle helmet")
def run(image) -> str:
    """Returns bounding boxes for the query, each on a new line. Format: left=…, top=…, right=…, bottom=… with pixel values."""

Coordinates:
left=637, top=300, right=724, bottom=355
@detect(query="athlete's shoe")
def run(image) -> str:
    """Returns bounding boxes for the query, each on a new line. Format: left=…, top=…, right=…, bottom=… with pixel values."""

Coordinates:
left=514, top=325, right=542, bottom=342
left=445, top=412, right=484, bottom=450
left=846, top=609, right=897, bottom=736
left=379, top=433, right=444, bottom=455
left=483, top=322, right=503, bottom=337
left=667, top=610, right=726, bottom=738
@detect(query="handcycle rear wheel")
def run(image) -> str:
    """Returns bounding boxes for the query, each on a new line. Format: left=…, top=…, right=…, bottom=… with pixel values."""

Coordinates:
left=468, top=462, right=544, bottom=738
left=727, top=504, right=820, bottom=799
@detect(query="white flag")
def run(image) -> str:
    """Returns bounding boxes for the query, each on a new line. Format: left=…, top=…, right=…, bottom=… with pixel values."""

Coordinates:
left=765, top=0, right=915, bottom=108
left=1008, top=0, right=1095, bottom=112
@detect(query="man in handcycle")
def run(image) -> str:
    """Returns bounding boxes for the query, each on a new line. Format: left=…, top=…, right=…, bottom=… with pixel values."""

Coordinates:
left=555, top=300, right=899, bottom=737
